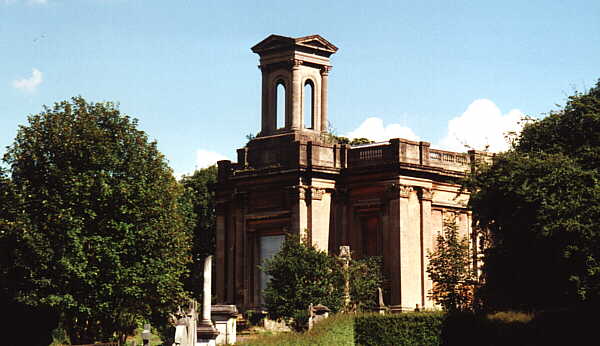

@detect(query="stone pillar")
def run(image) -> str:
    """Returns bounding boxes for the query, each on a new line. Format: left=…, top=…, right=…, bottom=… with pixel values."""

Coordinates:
left=197, top=256, right=218, bottom=346
left=215, top=202, right=226, bottom=303
left=320, top=66, right=331, bottom=133
left=399, top=185, right=417, bottom=311
left=211, top=305, right=238, bottom=345
left=290, top=60, right=302, bottom=130
left=386, top=184, right=401, bottom=306
left=418, top=187, right=433, bottom=308
left=260, top=66, right=271, bottom=135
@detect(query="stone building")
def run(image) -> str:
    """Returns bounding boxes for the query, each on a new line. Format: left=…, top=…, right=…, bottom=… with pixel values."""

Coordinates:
left=214, top=34, right=482, bottom=312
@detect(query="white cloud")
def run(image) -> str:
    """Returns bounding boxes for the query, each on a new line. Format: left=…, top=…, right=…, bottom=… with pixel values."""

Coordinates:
left=12, top=68, right=43, bottom=93
left=346, top=117, right=420, bottom=142
left=196, top=149, right=229, bottom=169
left=437, top=99, right=524, bottom=153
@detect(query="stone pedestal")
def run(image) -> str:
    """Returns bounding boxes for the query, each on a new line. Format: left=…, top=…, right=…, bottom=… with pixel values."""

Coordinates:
left=196, top=321, right=219, bottom=346
left=212, top=305, right=238, bottom=345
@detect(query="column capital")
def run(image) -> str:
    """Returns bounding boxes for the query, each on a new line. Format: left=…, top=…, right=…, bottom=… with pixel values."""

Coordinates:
left=385, top=184, right=413, bottom=199
left=399, top=185, right=413, bottom=198
left=417, top=187, right=432, bottom=201
left=320, top=66, right=332, bottom=75
left=287, top=185, right=308, bottom=201
left=310, top=187, right=325, bottom=200
left=290, top=59, right=303, bottom=69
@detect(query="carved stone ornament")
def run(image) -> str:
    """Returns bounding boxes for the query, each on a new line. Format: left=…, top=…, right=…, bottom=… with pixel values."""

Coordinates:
left=291, top=59, right=303, bottom=68
left=288, top=185, right=307, bottom=200
left=399, top=185, right=413, bottom=198
left=320, top=66, right=332, bottom=75
left=339, top=245, right=351, bottom=259
left=311, top=188, right=324, bottom=200
left=417, top=187, right=432, bottom=201
left=386, top=184, right=413, bottom=199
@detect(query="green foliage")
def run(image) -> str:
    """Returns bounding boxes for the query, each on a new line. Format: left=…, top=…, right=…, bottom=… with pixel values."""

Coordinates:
left=354, top=312, right=445, bottom=346
left=179, top=166, right=218, bottom=300
left=321, top=123, right=375, bottom=146
left=323, top=134, right=374, bottom=146
left=356, top=308, right=596, bottom=346
left=348, top=256, right=384, bottom=312
left=468, top=80, right=600, bottom=310
left=0, top=97, right=193, bottom=344
left=261, top=234, right=344, bottom=329
left=427, top=215, right=476, bottom=312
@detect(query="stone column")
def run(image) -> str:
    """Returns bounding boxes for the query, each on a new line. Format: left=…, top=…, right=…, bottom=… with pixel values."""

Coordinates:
left=417, top=187, right=433, bottom=308
left=398, top=185, right=415, bottom=311
left=320, top=66, right=331, bottom=133
left=197, top=256, right=218, bottom=346
left=290, top=59, right=302, bottom=130
left=386, top=184, right=401, bottom=306
left=215, top=201, right=226, bottom=303
left=260, top=66, right=271, bottom=135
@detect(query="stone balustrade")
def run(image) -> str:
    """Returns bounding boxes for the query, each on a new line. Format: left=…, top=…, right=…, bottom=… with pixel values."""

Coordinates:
left=218, top=134, right=489, bottom=182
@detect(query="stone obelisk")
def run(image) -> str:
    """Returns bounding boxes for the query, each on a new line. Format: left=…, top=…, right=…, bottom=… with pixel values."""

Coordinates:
left=196, top=255, right=219, bottom=346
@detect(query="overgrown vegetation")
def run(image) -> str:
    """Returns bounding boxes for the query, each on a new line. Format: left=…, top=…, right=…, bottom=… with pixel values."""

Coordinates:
left=261, top=234, right=345, bottom=330
left=348, top=256, right=384, bottom=312
left=468, top=80, right=600, bottom=310
left=427, top=215, right=476, bottom=312
left=0, top=97, right=193, bottom=344
left=261, top=234, right=384, bottom=330
left=179, top=166, right=218, bottom=301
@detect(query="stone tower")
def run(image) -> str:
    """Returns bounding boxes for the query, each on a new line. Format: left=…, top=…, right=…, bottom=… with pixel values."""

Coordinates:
left=252, top=34, right=338, bottom=136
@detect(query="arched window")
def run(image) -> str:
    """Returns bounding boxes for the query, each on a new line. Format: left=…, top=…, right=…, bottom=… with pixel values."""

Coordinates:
left=304, top=80, right=314, bottom=129
left=275, top=81, right=286, bottom=129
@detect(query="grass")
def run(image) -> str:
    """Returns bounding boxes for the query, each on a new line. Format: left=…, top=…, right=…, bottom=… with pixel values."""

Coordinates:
left=239, top=313, right=355, bottom=346
left=487, top=311, right=533, bottom=324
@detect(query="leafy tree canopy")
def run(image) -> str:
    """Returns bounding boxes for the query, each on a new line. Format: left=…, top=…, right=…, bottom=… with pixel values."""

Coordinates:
left=0, top=97, right=193, bottom=344
left=469, top=80, right=600, bottom=310
left=179, top=166, right=217, bottom=300
left=427, top=215, right=476, bottom=313
left=261, top=234, right=345, bottom=329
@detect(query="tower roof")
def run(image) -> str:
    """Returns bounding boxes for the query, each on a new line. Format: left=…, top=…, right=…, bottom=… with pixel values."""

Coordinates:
left=251, top=34, right=338, bottom=57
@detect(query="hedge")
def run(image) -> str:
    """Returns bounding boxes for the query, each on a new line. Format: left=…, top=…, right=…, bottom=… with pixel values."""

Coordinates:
left=354, top=312, right=445, bottom=345
left=355, top=306, right=596, bottom=346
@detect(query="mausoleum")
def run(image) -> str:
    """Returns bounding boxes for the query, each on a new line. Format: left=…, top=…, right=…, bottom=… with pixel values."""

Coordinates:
left=214, top=34, right=483, bottom=312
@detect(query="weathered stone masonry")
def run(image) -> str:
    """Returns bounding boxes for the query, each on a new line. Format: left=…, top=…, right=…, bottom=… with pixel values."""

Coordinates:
left=214, top=34, right=484, bottom=312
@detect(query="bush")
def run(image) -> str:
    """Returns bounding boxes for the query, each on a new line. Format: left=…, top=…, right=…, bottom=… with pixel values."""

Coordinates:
left=348, top=256, right=384, bottom=312
left=261, top=234, right=344, bottom=330
left=354, top=313, right=445, bottom=346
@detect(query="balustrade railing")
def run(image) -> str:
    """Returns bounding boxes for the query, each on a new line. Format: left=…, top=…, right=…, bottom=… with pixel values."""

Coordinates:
left=348, top=143, right=470, bottom=171
left=428, top=149, right=469, bottom=169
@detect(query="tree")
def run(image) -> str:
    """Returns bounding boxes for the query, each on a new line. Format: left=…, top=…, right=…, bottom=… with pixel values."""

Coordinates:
left=348, top=256, right=385, bottom=312
left=468, top=80, right=600, bottom=310
left=427, top=215, right=476, bottom=313
left=179, top=166, right=218, bottom=300
left=1, top=97, right=193, bottom=344
left=261, top=234, right=344, bottom=329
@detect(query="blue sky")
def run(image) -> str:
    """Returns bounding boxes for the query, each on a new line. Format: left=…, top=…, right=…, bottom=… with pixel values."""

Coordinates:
left=2, top=0, right=599, bottom=176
